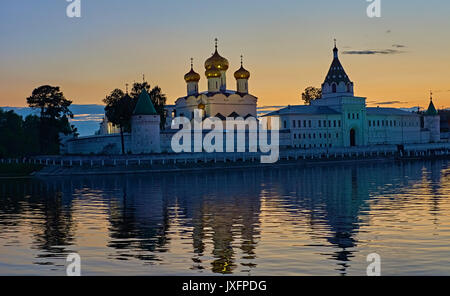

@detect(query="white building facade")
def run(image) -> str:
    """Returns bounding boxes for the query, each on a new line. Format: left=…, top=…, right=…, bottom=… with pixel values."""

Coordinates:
left=264, top=44, right=440, bottom=149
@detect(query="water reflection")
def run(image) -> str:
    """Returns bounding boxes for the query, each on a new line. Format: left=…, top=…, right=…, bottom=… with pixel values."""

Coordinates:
left=0, top=159, right=449, bottom=275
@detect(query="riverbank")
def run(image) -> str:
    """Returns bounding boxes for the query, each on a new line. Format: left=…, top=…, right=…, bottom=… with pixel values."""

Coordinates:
left=34, top=154, right=450, bottom=177
left=2, top=143, right=449, bottom=177
left=0, top=163, right=44, bottom=178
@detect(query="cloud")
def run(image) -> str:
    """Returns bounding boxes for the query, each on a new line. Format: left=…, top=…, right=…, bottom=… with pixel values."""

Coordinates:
left=386, top=30, right=392, bottom=34
left=370, top=101, right=406, bottom=105
left=342, top=49, right=405, bottom=55
left=392, top=44, right=407, bottom=48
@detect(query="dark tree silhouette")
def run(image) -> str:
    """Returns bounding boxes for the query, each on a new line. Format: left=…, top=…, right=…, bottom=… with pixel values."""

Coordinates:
left=103, top=89, right=134, bottom=154
left=26, top=85, right=74, bottom=154
left=26, top=85, right=73, bottom=120
left=301, top=86, right=322, bottom=105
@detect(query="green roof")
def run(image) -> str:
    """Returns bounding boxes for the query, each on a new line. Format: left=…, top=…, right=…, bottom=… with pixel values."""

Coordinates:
left=133, top=89, right=157, bottom=115
left=425, top=100, right=438, bottom=116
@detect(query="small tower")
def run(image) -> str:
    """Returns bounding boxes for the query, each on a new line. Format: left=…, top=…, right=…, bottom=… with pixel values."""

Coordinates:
left=234, top=55, right=250, bottom=94
left=184, top=58, right=200, bottom=96
left=424, top=91, right=440, bottom=143
left=205, top=38, right=229, bottom=92
left=321, top=39, right=354, bottom=99
left=131, top=89, right=161, bottom=154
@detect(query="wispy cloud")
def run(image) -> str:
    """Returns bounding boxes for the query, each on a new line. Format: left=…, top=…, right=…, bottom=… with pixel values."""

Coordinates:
left=372, top=101, right=406, bottom=105
left=342, top=49, right=406, bottom=55
left=392, top=44, right=407, bottom=48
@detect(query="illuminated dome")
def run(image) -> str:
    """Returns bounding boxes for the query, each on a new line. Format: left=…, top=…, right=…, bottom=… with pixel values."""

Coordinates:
left=198, top=103, right=205, bottom=110
left=184, top=68, right=200, bottom=83
left=205, top=39, right=229, bottom=71
left=234, top=66, right=250, bottom=80
left=184, top=59, right=200, bottom=83
left=205, top=66, right=221, bottom=78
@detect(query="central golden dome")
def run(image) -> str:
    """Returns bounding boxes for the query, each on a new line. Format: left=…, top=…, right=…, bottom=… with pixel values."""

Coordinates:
left=205, top=39, right=229, bottom=71
left=205, top=65, right=221, bottom=78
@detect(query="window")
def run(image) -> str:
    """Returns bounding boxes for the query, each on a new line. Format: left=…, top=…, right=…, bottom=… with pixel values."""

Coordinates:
left=334, top=120, right=337, bottom=127
left=328, top=120, right=331, bottom=127
left=319, top=133, right=322, bottom=138
left=338, top=120, right=341, bottom=127
left=377, top=120, right=380, bottom=127
left=303, top=120, right=307, bottom=127
left=352, top=113, right=355, bottom=119
left=336, top=133, right=339, bottom=138
left=348, top=113, right=351, bottom=119
left=284, top=121, right=287, bottom=129
left=347, top=83, right=351, bottom=92
left=293, top=120, right=296, bottom=128
left=319, top=121, right=321, bottom=127
left=294, top=134, right=297, bottom=139
left=323, top=120, right=327, bottom=127
left=369, top=121, right=372, bottom=127
left=308, top=120, right=312, bottom=128
left=313, top=134, right=316, bottom=139
left=357, top=113, right=359, bottom=119
left=332, top=83, right=337, bottom=93
left=298, top=120, right=301, bottom=127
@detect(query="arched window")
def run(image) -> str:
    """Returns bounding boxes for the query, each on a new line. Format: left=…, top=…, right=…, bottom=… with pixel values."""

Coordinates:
left=347, top=83, right=351, bottom=92
left=332, top=83, right=337, bottom=93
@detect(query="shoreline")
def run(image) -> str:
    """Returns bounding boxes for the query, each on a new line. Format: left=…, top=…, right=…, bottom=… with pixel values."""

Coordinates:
left=32, top=154, right=449, bottom=177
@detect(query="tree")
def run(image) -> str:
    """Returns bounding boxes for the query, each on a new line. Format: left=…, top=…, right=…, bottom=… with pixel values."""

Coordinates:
left=131, top=82, right=167, bottom=129
left=103, top=89, right=134, bottom=154
left=27, top=85, right=73, bottom=120
left=26, top=85, right=75, bottom=154
left=301, top=87, right=322, bottom=105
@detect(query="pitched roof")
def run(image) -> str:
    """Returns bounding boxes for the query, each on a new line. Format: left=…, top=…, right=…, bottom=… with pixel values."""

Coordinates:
left=366, top=107, right=418, bottom=116
left=324, top=46, right=352, bottom=85
left=264, top=105, right=340, bottom=117
left=133, top=89, right=157, bottom=115
left=425, top=100, right=438, bottom=116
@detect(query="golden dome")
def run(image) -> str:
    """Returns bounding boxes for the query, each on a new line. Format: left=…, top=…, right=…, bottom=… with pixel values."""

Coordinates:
left=205, top=65, right=221, bottom=78
left=184, top=58, right=200, bottom=83
left=184, top=68, right=200, bottom=83
left=234, top=66, right=250, bottom=80
left=198, top=103, right=205, bottom=110
left=205, top=39, right=229, bottom=71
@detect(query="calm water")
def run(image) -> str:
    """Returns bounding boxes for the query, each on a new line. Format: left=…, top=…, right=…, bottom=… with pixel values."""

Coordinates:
left=0, top=160, right=449, bottom=276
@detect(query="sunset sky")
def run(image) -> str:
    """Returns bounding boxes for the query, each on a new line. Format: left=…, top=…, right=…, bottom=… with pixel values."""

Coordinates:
left=1, top=0, right=449, bottom=110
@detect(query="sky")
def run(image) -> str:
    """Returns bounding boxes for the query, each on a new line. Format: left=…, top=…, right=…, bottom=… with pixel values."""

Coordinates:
left=1, top=0, right=450, bottom=110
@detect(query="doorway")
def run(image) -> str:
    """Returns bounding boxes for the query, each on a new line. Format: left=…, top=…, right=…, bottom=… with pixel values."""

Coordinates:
left=350, top=129, right=356, bottom=147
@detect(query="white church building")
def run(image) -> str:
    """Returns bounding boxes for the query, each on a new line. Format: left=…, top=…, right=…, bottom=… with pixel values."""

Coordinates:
left=264, top=43, right=440, bottom=149
left=61, top=40, right=441, bottom=155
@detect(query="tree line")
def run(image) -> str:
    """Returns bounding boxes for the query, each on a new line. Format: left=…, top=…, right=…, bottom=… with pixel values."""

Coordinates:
left=0, top=81, right=167, bottom=158
left=0, top=85, right=75, bottom=158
